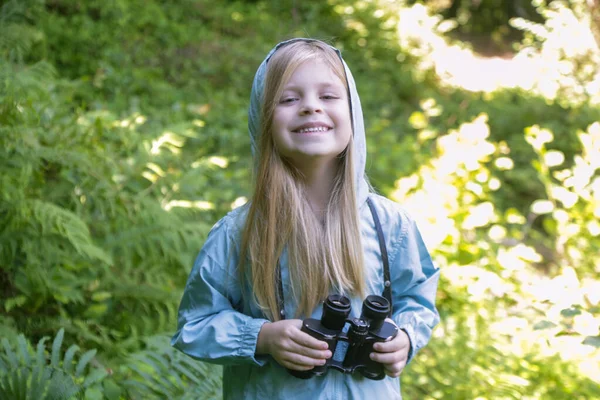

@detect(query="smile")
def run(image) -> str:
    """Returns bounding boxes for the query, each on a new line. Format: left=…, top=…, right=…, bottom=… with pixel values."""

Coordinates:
left=294, top=126, right=332, bottom=133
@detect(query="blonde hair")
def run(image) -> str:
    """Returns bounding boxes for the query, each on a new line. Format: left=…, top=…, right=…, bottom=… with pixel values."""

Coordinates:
left=239, top=40, right=365, bottom=320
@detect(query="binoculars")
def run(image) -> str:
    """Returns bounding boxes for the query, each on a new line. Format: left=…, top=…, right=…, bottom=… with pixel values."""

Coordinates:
left=288, top=294, right=398, bottom=380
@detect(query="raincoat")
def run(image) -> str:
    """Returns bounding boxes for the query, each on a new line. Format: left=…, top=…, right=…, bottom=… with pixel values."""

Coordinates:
left=171, top=38, right=440, bottom=400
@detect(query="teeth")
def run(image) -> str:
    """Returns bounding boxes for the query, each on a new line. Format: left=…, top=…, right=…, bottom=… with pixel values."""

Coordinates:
left=297, top=127, right=329, bottom=133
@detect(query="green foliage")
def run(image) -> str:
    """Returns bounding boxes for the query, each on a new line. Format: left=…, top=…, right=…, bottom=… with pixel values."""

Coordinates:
left=1, top=0, right=599, bottom=398
left=392, top=114, right=600, bottom=398
left=117, top=335, right=221, bottom=400
left=0, top=328, right=105, bottom=400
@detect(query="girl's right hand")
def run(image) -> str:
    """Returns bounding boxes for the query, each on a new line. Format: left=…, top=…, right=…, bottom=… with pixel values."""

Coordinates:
left=256, top=319, right=332, bottom=371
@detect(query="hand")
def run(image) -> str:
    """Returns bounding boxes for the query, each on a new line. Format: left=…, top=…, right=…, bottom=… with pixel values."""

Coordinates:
left=256, top=319, right=332, bottom=371
left=369, top=319, right=410, bottom=378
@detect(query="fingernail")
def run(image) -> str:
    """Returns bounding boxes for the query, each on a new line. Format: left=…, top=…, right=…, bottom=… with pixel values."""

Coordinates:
left=370, top=353, right=375, bottom=359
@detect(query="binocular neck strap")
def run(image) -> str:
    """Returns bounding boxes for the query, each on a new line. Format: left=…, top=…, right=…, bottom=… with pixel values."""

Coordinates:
left=366, top=197, right=393, bottom=318
left=275, top=197, right=393, bottom=321
left=276, top=260, right=286, bottom=320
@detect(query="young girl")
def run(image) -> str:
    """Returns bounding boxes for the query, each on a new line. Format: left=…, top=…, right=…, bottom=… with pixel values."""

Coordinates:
left=171, top=38, right=440, bottom=399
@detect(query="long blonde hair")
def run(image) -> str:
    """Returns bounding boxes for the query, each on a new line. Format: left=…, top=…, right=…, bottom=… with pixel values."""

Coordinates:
left=239, top=40, right=365, bottom=320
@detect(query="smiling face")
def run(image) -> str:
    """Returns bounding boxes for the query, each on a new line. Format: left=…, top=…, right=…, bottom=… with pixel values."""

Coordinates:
left=270, top=59, right=352, bottom=167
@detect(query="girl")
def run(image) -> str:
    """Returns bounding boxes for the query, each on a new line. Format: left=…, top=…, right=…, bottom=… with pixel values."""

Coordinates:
left=171, top=38, right=440, bottom=399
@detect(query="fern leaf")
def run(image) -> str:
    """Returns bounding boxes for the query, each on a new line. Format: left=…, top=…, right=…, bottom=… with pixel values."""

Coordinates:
left=127, top=363, right=161, bottom=390
left=28, top=364, right=49, bottom=400
left=63, top=344, right=79, bottom=374
left=4, top=296, right=27, bottom=312
left=36, top=337, right=49, bottom=365
left=181, top=357, right=213, bottom=377
left=16, top=335, right=30, bottom=366
left=45, top=369, right=79, bottom=400
left=122, top=379, right=154, bottom=398
left=1, top=338, right=18, bottom=368
left=148, top=353, right=184, bottom=388
left=28, top=200, right=112, bottom=265
left=171, top=363, right=201, bottom=385
left=0, top=370, right=18, bottom=400
left=146, top=352, right=170, bottom=371
left=50, top=328, right=64, bottom=367
left=82, top=367, right=108, bottom=388
left=15, top=367, right=28, bottom=400
left=75, top=349, right=97, bottom=377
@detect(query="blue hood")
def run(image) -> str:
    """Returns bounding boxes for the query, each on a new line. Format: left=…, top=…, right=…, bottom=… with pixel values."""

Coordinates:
left=247, top=38, right=370, bottom=206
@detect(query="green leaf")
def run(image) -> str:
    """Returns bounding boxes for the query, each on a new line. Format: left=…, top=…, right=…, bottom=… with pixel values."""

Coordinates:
left=4, top=296, right=27, bottom=312
left=555, top=330, right=577, bottom=337
left=15, top=366, right=28, bottom=400
left=2, top=338, right=18, bottom=368
left=50, top=328, right=64, bottom=367
left=560, top=308, right=582, bottom=317
left=0, top=369, right=18, bottom=400
left=75, top=349, right=97, bottom=377
left=82, top=367, right=108, bottom=388
left=582, top=336, right=600, bottom=348
left=533, top=320, right=557, bottom=330
left=28, top=365, right=49, bottom=400
left=84, top=386, right=104, bottom=400
left=16, top=335, right=30, bottom=366
left=102, top=379, right=122, bottom=400
left=63, top=344, right=80, bottom=374
left=36, top=337, right=49, bottom=365
left=90, top=291, right=112, bottom=302
left=45, top=369, right=78, bottom=400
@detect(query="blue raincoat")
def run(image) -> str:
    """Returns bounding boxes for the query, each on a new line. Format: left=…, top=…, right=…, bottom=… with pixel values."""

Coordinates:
left=171, top=38, right=440, bottom=399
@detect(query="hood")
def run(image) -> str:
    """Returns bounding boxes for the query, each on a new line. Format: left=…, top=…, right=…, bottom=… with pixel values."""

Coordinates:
left=247, top=38, right=369, bottom=207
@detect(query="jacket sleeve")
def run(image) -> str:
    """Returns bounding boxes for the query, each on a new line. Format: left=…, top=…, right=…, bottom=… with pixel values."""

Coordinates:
left=390, top=211, right=440, bottom=364
left=170, top=217, right=270, bottom=366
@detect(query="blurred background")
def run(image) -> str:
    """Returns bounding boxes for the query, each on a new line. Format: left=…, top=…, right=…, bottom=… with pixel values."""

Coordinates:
left=1, top=0, right=599, bottom=398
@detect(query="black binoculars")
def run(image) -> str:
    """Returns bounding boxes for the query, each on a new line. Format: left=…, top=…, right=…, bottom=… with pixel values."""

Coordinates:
left=288, top=294, right=398, bottom=380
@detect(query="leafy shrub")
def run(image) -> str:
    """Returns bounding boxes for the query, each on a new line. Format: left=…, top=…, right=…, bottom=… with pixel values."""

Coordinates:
left=1, top=0, right=598, bottom=398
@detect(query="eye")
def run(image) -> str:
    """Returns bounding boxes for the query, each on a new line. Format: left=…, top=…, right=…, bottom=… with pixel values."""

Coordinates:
left=279, top=97, right=297, bottom=104
left=321, top=94, right=339, bottom=100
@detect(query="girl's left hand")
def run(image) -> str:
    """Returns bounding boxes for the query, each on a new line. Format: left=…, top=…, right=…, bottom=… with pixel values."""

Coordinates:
left=369, top=319, right=410, bottom=378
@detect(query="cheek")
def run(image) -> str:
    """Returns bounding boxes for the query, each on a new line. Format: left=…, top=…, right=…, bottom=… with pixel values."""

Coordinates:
left=270, top=113, right=284, bottom=138
left=271, top=109, right=290, bottom=132
left=340, top=115, right=353, bottom=144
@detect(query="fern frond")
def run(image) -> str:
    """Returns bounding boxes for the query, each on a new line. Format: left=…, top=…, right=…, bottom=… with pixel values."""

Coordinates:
left=0, top=328, right=108, bottom=400
left=50, top=328, right=64, bottom=368
left=75, top=350, right=97, bottom=378
left=117, top=334, right=222, bottom=400
left=62, top=345, right=79, bottom=374
left=26, top=199, right=112, bottom=265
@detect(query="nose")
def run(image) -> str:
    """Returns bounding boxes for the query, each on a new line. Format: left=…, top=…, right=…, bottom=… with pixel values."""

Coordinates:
left=299, top=95, right=322, bottom=114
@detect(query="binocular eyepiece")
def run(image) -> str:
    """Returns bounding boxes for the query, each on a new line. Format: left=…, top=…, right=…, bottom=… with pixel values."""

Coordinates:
left=288, top=294, right=398, bottom=380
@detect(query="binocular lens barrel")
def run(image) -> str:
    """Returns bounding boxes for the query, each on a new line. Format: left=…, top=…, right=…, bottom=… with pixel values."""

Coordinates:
left=321, top=295, right=351, bottom=330
left=360, top=295, right=390, bottom=332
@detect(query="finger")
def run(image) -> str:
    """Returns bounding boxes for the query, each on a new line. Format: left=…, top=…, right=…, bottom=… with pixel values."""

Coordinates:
left=287, top=342, right=332, bottom=360
left=370, top=350, right=407, bottom=365
left=383, top=363, right=404, bottom=378
left=373, top=331, right=409, bottom=353
left=282, top=351, right=328, bottom=367
left=281, top=361, right=317, bottom=371
left=373, top=339, right=406, bottom=353
left=291, top=330, right=330, bottom=350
